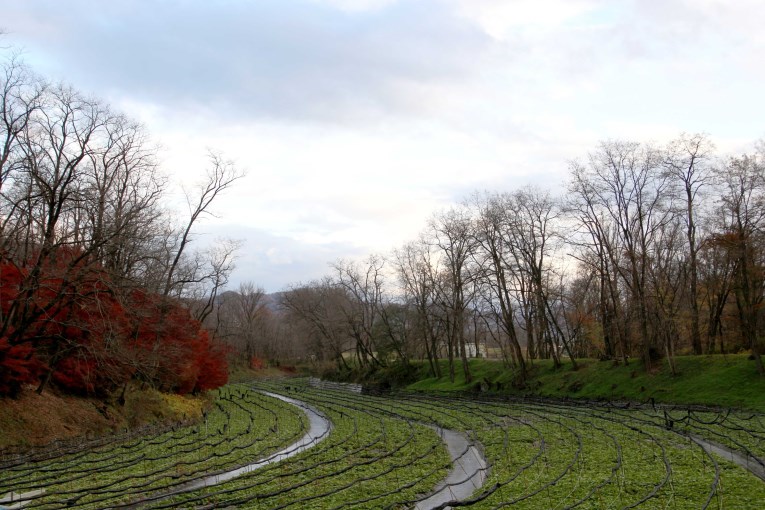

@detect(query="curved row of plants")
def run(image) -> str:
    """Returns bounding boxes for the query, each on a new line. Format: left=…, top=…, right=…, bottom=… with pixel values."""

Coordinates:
left=3, top=380, right=764, bottom=508
left=155, top=379, right=765, bottom=508
left=0, top=386, right=307, bottom=509
left=252, top=380, right=765, bottom=509
left=157, top=382, right=451, bottom=509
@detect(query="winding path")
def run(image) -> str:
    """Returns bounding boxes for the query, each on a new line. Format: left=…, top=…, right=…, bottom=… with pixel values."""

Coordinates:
left=415, top=427, right=489, bottom=509
left=125, top=388, right=490, bottom=509
left=177, top=392, right=332, bottom=490
left=124, top=392, right=331, bottom=508
left=691, top=435, right=765, bottom=482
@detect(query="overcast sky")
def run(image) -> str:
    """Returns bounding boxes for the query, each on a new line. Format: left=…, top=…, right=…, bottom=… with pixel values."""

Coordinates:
left=2, top=0, right=763, bottom=292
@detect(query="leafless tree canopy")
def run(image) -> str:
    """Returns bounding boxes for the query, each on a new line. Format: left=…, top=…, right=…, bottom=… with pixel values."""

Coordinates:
left=229, top=135, right=765, bottom=383
left=0, top=54, right=244, bottom=394
left=6, top=50, right=763, bottom=385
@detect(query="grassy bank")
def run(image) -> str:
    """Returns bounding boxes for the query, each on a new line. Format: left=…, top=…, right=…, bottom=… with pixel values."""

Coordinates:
left=0, top=384, right=210, bottom=449
left=0, top=362, right=300, bottom=449
left=404, top=354, right=765, bottom=412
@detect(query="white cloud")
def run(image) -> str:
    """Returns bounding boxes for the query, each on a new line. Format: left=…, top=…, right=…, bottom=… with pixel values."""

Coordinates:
left=3, top=0, right=764, bottom=290
left=454, top=0, right=603, bottom=40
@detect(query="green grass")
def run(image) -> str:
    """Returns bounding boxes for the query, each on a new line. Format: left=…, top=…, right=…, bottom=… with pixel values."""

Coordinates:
left=407, top=354, right=765, bottom=412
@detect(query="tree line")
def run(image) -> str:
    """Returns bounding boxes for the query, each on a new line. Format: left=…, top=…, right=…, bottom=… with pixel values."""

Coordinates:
left=216, top=135, right=765, bottom=386
left=3, top=49, right=762, bottom=398
left=0, top=53, right=242, bottom=397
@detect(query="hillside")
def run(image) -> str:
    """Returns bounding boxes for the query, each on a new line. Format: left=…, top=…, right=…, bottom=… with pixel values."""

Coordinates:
left=405, top=354, right=765, bottom=412
left=0, top=385, right=208, bottom=449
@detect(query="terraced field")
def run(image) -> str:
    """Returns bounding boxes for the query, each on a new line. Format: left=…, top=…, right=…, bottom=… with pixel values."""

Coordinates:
left=2, top=380, right=764, bottom=508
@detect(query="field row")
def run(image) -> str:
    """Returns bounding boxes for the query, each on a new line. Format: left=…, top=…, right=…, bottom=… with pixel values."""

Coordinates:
left=0, top=387, right=308, bottom=508
left=2, top=380, right=763, bottom=508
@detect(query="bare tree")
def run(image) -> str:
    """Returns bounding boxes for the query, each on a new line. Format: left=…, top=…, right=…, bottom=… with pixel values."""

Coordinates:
left=0, top=85, right=106, bottom=349
left=698, top=235, right=734, bottom=354
left=331, top=256, right=387, bottom=368
left=214, top=281, right=268, bottom=360
left=506, top=187, right=566, bottom=365
left=567, top=167, right=628, bottom=362
left=81, top=113, right=165, bottom=285
left=569, top=141, right=674, bottom=368
left=647, top=216, right=686, bottom=374
left=393, top=238, right=443, bottom=377
left=470, top=192, right=527, bottom=379
left=163, top=151, right=244, bottom=297
left=185, top=238, right=241, bottom=324
left=664, top=133, right=715, bottom=354
left=429, top=206, right=476, bottom=383
left=0, top=54, right=45, bottom=196
left=281, top=280, right=353, bottom=369
left=716, top=154, right=765, bottom=374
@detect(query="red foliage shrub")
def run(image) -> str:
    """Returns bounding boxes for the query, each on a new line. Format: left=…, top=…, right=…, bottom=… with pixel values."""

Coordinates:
left=250, top=356, right=265, bottom=370
left=0, top=254, right=229, bottom=397
left=0, top=336, right=44, bottom=397
left=195, top=334, right=229, bottom=392
left=123, top=290, right=228, bottom=394
left=52, top=357, right=98, bottom=395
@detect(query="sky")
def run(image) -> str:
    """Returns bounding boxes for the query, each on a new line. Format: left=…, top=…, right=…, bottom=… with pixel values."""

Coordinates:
left=1, top=0, right=764, bottom=292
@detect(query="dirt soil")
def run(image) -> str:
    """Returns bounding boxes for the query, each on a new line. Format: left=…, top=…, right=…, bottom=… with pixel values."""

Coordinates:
left=0, top=385, right=116, bottom=448
left=0, top=384, right=208, bottom=450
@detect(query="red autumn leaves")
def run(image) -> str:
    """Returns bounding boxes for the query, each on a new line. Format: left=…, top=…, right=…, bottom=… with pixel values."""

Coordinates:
left=0, top=254, right=228, bottom=398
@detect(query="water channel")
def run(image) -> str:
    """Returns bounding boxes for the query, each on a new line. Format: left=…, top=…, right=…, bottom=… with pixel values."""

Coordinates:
left=124, top=386, right=490, bottom=508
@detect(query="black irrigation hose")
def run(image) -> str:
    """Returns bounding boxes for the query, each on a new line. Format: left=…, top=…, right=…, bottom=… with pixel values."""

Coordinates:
left=273, top=427, right=443, bottom=510
left=6, top=386, right=284, bottom=506
left=412, top=393, right=675, bottom=509
left=546, top=404, right=689, bottom=508
left=1, top=388, right=307, bottom=509
left=376, top=392, right=542, bottom=503
left=314, top=397, right=487, bottom=509
left=562, top=403, right=721, bottom=507
left=625, top=407, right=765, bottom=470
left=487, top=409, right=583, bottom=508
left=562, top=419, right=622, bottom=510
left=146, top=399, right=375, bottom=508
left=385, top=396, right=542, bottom=508
left=6, top=415, right=257, bottom=494
left=190, top=408, right=398, bottom=509
left=19, top=405, right=268, bottom=507
left=43, top=421, right=307, bottom=510
left=3, top=395, right=249, bottom=487
left=708, top=415, right=765, bottom=442
left=543, top=403, right=678, bottom=508
left=77, top=392, right=309, bottom=509
left=688, top=435, right=722, bottom=510
left=434, top=415, right=543, bottom=509
left=374, top=400, right=498, bottom=504
left=6, top=379, right=760, bottom=509
left=452, top=392, right=725, bottom=508
left=0, top=421, right=188, bottom=475
left=368, top=389, right=503, bottom=505
left=0, top=418, right=198, bottom=470
left=284, top=383, right=749, bottom=509
left=292, top=387, right=496, bottom=508
left=173, top=386, right=454, bottom=510
left=0, top=384, right=257, bottom=471
left=108, top=414, right=316, bottom=508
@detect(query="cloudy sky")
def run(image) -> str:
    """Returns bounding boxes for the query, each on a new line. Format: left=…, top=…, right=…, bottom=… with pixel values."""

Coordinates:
left=2, top=0, right=763, bottom=291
